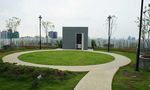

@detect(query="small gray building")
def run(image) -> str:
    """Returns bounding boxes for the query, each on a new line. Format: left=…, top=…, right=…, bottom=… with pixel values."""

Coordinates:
left=62, top=27, right=88, bottom=50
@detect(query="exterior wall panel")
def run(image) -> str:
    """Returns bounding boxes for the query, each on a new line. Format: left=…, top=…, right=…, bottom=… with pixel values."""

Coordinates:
left=62, top=27, right=88, bottom=50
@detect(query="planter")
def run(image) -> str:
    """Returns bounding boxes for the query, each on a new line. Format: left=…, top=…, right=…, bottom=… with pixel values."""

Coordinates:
left=139, top=55, right=150, bottom=70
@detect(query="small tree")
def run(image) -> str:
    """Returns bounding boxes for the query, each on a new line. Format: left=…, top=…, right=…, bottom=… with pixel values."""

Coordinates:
left=55, top=40, right=62, bottom=48
left=136, top=4, right=150, bottom=55
left=91, top=40, right=97, bottom=49
left=6, top=17, right=21, bottom=46
left=42, top=21, right=55, bottom=45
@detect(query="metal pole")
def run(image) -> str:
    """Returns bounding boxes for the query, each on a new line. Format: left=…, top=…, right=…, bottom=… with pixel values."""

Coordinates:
left=108, top=16, right=111, bottom=52
left=39, top=15, right=42, bottom=49
left=135, top=0, right=144, bottom=71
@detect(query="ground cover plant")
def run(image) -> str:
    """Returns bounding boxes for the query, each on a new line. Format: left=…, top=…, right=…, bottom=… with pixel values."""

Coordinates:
left=0, top=63, right=86, bottom=90
left=0, top=49, right=87, bottom=90
left=112, top=51, right=150, bottom=90
left=19, top=50, right=114, bottom=66
left=94, top=48, right=150, bottom=90
left=95, top=48, right=150, bottom=90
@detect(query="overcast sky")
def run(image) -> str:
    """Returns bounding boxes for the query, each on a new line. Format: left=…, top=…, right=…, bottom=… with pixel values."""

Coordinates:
left=0, top=0, right=149, bottom=39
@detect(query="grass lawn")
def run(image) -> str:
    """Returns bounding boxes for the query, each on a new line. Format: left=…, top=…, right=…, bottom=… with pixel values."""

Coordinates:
left=0, top=49, right=87, bottom=90
left=112, top=51, right=150, bottom=90
left=0, top=63, right=86, bottom=90
left=19, top=50, right=114, bottom=66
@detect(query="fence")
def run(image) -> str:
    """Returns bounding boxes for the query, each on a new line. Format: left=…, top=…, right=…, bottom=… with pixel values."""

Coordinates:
left=0, top=37, right=59, bottom=49
left=93, top=38, right=138, bottom=49
left=0, top=37, right=138, bottom=49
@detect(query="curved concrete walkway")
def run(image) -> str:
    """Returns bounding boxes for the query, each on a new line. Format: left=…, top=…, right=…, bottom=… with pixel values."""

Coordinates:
left=2, top=49, right=131, bottom=90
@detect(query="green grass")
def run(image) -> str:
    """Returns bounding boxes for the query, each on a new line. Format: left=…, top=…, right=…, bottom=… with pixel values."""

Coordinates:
left=0, top=63, right=86, bottom=90
left=3, top=48, right=150, bottom=90
left=19, top=50, right=114, bottom=66
left=112, top=51, right=150, bottom=90
left=0, top=77, right=31, bottom=90
left=0, top=49, right=87, bottom=90
left=94, top=48, right=150, bottom=90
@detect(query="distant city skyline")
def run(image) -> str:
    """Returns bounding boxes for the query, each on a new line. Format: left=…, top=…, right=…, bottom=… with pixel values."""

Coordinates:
left=0, top=0, right=149, bottom=39
left=0, top=30, right=19, bottom=39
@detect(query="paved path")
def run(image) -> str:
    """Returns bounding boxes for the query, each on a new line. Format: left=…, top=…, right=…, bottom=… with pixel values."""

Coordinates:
left=2, top=49, right=131, bottom=90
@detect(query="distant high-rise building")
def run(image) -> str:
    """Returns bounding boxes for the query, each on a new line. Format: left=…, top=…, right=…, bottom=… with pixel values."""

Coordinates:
left=128, top=36, right=136, bottom=40
left=48, top=31, right=57, bottom=39
left=127, top=36, right=132, bottom=40
left=7, top=29, right=13, bottom=39
left=0, top=29, right=19, bottom=39
left=131, top=37, right=136, bottom=40
left=13, top=31, right=19, bottom=38
left=0, top=31, right=8, bottom=39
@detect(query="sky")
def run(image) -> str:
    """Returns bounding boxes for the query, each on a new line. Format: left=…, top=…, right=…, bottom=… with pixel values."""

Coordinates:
left=0, top=0, right=149, bottom=39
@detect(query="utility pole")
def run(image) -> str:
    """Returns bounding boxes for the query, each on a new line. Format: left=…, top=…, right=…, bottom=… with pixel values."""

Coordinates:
left=39, top=15, right=42, bottom=49
left=108, top=16, right=112, bottom=52
left=135, top=0, right=144, bottom=71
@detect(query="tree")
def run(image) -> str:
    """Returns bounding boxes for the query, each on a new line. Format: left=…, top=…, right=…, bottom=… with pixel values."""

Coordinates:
left=91, top=40, right=97, bottom=49
left=136, top=4, right=150, bottom=55
left=55, top=40, right=62, bottom=48
left=6, top=17, right=21, bottom=46
left=42, top=21, right=55, bottom=45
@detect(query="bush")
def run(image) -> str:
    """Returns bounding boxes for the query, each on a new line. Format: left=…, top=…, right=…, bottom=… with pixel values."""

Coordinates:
left=2, top=45, right=11, bottom=50
left=0, top=63, right=66, bottom=81
left=55, top=40, right=62, bottom=48
left=91, top=40, right=97, bottom=49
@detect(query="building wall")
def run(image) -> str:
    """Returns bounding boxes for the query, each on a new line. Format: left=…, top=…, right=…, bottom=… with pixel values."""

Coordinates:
left=62, top=27, right=88, bottom=50
left=48, top=31, right=58, bottom=39
left=0, top=30, right=19, bottom=39
left=1, top=31, right=8, bottom=39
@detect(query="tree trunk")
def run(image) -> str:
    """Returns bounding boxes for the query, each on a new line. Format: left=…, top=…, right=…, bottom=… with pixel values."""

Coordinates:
left=46, top=29, right=48, bottom=46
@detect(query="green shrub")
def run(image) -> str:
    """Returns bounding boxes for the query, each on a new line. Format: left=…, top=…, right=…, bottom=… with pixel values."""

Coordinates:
left=0, top=49, right=86, bottom=90
left=0, top=63, right=68, bottom=81
left=91, top=40, right=97, bottom=49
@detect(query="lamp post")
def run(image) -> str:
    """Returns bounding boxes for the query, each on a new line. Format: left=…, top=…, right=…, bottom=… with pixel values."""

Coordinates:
left=108, top=16, right=112, bottom=52
left=39, top=15, right=42, bottom=49
left=135, top=0, right=144, bottom=71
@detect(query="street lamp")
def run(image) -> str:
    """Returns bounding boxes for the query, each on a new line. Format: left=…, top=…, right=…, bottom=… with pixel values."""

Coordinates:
left=135, top=0, right=144, bottom=71
left=39, top=15, right=42, bottom=49
left=107, top=15, right=112, bottom=52
left=107, top=15, right=115, bottom=52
